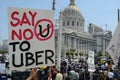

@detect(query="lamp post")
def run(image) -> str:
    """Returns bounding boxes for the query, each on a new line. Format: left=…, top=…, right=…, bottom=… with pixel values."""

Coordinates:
left=118, top=9, right=120, bottom=22
left=52, top=0, right=55, bottom=10
left=56, top=11, right=63, bottom=71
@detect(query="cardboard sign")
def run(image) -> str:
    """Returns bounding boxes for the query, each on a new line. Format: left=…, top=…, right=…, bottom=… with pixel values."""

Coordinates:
left=87, top=51, right=95, bottom=72
left=8, top=7, right=55, bottom=70
left=106, top=21, right=120, bottom=65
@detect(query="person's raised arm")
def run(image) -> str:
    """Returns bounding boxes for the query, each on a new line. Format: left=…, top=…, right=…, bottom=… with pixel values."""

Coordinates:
left=27, top=68, right=38, bottom=80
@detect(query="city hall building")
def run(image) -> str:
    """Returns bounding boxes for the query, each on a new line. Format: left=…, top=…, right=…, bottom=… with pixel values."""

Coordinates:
left=55, top=0, right=112, bottom=59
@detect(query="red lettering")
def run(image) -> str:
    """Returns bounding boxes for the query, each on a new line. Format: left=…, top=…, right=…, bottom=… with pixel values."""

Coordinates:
left=10, top=11, right=37, bottom=27
left=10, top=11, right=20, bottom=27
left=11, top=29, right=34, bottom=40
left=10, top=11, right=38, bottom=40
left=12, top=29, right=22, bottom=40
left=20, top=12, right=31, bottom=26
left=23, top=29, right=34, bottom=40
left=29, top=11, right=37, bottom=26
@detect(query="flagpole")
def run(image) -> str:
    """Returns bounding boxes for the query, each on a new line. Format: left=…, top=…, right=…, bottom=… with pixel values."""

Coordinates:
left=104, top=59, right=112, bottom=80
left=56, top=11, right=63, bottom=71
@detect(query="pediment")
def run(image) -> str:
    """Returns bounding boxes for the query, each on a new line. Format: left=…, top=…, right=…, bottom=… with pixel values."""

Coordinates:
left=104, top=32, right=112, bottom=38
left=70, top=32, right=77, bottom=36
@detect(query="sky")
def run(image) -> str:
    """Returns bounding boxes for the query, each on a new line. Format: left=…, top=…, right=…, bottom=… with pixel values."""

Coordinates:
left=0, top=0, right=120, bottom=41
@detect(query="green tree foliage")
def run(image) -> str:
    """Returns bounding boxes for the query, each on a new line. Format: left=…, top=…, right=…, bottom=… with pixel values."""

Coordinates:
left=98, top=51, right=103, bottom=56
left=0, top=50, right=8, bottom=54
left=79, top=51, right=83, bottom=56
left=70, top=51, right=74, bottom=55
left=66, top=51, right=71, bottom=56
left=0, top=50, right=8, bottom=63
left=75, top=52, right=78, bottom=56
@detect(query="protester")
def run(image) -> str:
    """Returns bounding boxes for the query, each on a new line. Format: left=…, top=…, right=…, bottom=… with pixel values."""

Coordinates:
left=113, top=68, right=119, bottom=80
left=51, top=66, right=58, bottom=80
left=74, top=69, right=79, bottom=80
left=108, top=69, right=114, bottom=80
left=3, top=53, right=120, bottom=80
left=5, top=66, right=11, bottom=79
left=69, top=68, right=79, bottom=80
left=78, top=69, right=84, bottom=80
left=55, top=71, right=63, bottom=80
left=65, top=76, right=73, bottom=80
left=27, top=68, right=38, bottom=80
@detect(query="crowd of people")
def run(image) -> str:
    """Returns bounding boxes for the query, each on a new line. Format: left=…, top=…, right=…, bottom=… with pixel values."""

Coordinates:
left=0, top=58, right=120, bottom=80
left=26, top=58, right=120, bottom=80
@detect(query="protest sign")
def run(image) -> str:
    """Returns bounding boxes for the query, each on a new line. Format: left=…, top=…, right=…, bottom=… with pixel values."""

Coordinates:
left=0, top=63, right=5, bottom=73
left=106, top=21, right=120, bottom=65
left=8, top=7, right=55, bottom=70
left=87, top=51, right=95, bottom=72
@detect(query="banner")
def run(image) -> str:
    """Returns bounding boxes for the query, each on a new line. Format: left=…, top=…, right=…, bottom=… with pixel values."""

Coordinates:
left=106, top=21, right=120, bottom=65
left=8, top=7, right=55, bottom=70
left=87, top=51, right=95, bottom=72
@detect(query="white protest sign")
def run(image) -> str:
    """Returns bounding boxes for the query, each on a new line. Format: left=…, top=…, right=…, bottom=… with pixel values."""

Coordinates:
left=87, top=51, right=95, bottom=72
left=8, top=7, right=55, bottom=70
left=106, top=21, right=120, bottom=65
left=0, top=63, right=5, bottom=74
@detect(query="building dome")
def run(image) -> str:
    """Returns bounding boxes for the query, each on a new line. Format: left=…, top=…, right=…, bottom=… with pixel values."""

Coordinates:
left=63, top=0, right=82, bottom=17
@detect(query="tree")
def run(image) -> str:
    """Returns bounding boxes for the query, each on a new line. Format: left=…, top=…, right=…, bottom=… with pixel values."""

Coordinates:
left=105, top=53, right=110, bottom=58
left=0, top=50, right=8, bottom=63
left=79, top=51, right=83, bottom=56
left=66, top=51, right=71, bottom=56
left=70, top=51, right=74, bottom=56
left=66, top=49, right=76, bottom=59
left=0, top=50, right=8, bottom=53
left=75, top=53, right=78, bottom=56
left=98, top=51, right=103, bottom=56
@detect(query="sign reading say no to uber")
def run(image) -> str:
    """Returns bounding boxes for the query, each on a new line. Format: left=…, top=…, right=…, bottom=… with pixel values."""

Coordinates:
left=8, top=7, right=55, bottom=70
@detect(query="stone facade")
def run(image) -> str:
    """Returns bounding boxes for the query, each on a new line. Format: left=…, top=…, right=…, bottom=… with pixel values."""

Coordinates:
left=55, top=0, right=112, bottom=59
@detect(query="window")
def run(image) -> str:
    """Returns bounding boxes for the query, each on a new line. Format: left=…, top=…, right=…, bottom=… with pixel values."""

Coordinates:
left=71, top=38, right=74, bottom=48
left=77, top=22, right=79, bottom=26
left=72, top=21, right=74, bottom=26
left=67, top=21, right=70, bottom=26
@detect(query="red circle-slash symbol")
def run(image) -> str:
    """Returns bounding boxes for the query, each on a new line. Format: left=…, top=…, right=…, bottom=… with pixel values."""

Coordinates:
left=34, top=19, right=54, bottom=41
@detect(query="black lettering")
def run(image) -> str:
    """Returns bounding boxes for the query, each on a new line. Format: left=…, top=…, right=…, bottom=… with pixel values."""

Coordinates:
left=12, top=53, right=24, bottom=67
left=39, top=24, right=50, bottom=37
left=20, top=41, right=30, bottom=51
left=110, top=44, right=115, bottom=53
left=9, top=42, right=19, bottom=52
left=35, top=51, right=44, bottom=65
left=25, top=52, right=35, bottom=66
left=45, top=49, right=54, bottom=64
